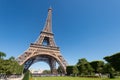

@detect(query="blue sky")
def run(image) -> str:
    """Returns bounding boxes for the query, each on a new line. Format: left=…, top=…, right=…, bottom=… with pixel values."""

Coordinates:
left=0, top=0, right=120, bottom=70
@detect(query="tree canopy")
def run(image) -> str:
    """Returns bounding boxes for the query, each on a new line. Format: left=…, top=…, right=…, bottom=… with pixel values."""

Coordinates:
left=0, top=51, right=6, bottom=59
left=0, top=52, right=23, bottom=75
left=77, top=58, right=94, bottom=75
left=90, top=60, right=104, bottom=73
left=66, top=65, right=78, bottom=76
left=104, top=52, right=120, bottom=71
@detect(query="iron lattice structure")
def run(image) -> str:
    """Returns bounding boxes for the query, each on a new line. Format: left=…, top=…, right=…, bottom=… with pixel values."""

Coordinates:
left=16, top=8, right=68, bottom=74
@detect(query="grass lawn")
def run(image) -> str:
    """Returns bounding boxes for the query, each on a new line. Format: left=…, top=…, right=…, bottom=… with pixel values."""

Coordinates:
left=32, top=77, right=120, bottom=80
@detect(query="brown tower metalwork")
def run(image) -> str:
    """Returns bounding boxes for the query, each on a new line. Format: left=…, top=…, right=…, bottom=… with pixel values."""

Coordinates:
left=16, top=7, right=68, bottom=74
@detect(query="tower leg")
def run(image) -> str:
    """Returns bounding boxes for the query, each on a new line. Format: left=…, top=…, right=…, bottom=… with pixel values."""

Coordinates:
left=49, top=58, right=57, bottom=74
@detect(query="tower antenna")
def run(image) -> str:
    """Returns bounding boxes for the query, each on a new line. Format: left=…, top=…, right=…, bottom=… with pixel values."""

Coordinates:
left=48, top=0, right=51, bottom=7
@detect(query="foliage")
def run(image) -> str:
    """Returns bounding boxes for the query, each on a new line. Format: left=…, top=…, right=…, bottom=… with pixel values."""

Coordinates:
left=103, top=63, right=115, bottom=78
left=77, top=58, right=94, bottom=76
left=0, top=51, right=6, bottom=59
left=103, top=63, right=115, bottom=73
left=66, top=65, right=78, bottom=76
left=9, top=56, right=15, bottom=61
left=104, top=52, right=120, bottom=71
left=0, top=52, right=23, bottom=75
left=73, top=66, right=79, bottom=76
left=66, top=66, right=72, bottom=75
left=42, top=70, right=51, bottom=74
left=90, top=61, right=104, bottom=74
left=0, top=59, right=23, bottom=74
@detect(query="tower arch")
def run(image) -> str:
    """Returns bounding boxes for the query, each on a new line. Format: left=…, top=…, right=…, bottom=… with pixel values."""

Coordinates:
left=23, top=53, right=66, bottom=74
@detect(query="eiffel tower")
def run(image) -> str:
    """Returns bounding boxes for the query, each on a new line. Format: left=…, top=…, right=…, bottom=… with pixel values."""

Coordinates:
left=17, top=7, right=68, bottom=74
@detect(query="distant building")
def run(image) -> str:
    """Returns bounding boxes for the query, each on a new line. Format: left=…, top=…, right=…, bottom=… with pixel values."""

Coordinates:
left=30, top=69, right=43, bottom=74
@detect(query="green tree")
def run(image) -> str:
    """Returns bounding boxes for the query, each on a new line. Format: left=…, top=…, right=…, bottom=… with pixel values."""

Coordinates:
left=9, top=60, right=23, bottom=74
left=0, top=51, right=6, bottom=59
left=0, top=59, right=4, bottom=73
left=66, top=65, right=78, bottom=76
left=73, top=66, right=79, bottom=76
left=9, top=56, right=15, bottom=61
left=42, top=70, right=51, bottom=74
left=90, top=61, right=104, bottom=76
left=77, top=58, right=94, bottom=76
left=103, top=63, right=115, bottom=74
left=103, top=63, right=115, bottom=78
left=0, top=59, right=23, bottom=74
left=104, top=52, right=120, bottom=71
left=0, top=55, right=23, bottom=75
left=0, top=60, right=12, bottom=74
